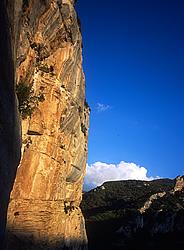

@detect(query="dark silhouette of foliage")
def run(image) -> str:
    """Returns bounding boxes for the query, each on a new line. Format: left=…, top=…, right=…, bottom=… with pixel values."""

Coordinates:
left=16, top=81, right=45, bottom=119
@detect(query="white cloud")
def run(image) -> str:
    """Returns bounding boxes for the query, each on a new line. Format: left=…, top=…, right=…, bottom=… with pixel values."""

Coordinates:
left=84, top=160, right=156, bottom=191
left=96, top=103, right=111, bottom=112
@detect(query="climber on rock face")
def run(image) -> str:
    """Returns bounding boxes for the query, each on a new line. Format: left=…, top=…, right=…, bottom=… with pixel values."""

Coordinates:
left=64, top=200, right=77, bottom=214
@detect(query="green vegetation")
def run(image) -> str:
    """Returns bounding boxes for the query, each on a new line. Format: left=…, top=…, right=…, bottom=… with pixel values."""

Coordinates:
left=81, top=123, right=87, bottom=136
left=16, top=81, right=45, bottom=119
left=84, top=99, right=91, bottom=111
left=81, top=179, right=175, bottom=214
left=38, top=64, right=51, bottom=73
left=82, top=179, right=184, bottom=250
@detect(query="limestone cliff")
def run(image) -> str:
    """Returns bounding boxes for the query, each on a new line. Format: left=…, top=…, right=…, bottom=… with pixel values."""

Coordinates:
left=174, top=176, right=184, bottom=192
left=5, top=0, right=89, bottom=249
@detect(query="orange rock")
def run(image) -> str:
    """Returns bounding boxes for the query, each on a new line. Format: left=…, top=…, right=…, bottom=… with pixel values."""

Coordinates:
left=6, top=0, right=89, bottom=249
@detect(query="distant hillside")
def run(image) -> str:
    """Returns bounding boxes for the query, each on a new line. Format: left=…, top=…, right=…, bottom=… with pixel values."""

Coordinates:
left=81, top=177, right=184, bottom=250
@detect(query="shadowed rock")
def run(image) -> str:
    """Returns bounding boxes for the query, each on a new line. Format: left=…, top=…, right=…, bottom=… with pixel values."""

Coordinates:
left=0, top=0, right=21, bottom=245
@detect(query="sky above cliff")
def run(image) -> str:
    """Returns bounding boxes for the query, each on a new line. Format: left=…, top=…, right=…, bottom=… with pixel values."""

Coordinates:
left=76, top=0, right=184, bottom=190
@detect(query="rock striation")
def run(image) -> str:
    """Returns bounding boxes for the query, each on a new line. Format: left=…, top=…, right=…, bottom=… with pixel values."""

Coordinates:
left=5, top=0, right=89, bottom=249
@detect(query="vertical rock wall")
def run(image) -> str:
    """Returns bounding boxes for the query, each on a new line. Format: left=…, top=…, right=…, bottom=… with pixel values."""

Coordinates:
left=6, top=0, right=89, bottom=249
left=0, top=0, right=21, bottom=244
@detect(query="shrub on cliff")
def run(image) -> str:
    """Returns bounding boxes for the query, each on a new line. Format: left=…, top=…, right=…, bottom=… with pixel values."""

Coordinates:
left=16, top=81, right=44, bottom=119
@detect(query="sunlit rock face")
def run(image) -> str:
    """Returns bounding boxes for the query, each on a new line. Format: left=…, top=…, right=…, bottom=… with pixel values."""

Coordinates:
left=6, top=0, right=89, bottom=249
left=174, top=176, right=184, bottom=192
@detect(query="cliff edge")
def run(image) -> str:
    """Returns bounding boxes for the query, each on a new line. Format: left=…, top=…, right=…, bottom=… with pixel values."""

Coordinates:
left=4, top=0, right=89, bottom=249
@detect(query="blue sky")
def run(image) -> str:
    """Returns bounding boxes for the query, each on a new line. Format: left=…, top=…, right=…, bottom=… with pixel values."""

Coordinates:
left=76, top=0, right=184, bottom=188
